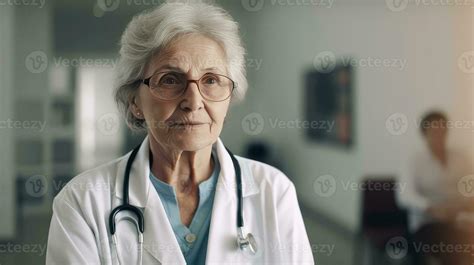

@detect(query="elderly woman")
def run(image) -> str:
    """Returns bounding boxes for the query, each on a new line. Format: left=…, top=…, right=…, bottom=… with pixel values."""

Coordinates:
left=46, top=1, right=313, bottom=264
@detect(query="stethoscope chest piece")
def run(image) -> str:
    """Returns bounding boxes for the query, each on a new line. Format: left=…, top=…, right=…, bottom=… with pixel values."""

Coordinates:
left=238, top=227, right=258, bottom=255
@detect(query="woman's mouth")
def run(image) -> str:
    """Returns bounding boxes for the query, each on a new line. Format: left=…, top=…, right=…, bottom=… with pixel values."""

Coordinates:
left=170, top=122, right=207, bottom=128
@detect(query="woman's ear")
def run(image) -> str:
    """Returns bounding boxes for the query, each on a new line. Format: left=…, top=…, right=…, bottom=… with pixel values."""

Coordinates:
left=130, top=95, right=143, bottom=120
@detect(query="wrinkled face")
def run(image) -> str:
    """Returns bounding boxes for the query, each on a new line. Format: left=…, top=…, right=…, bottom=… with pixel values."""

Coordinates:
left=133, top=34, right=231, bottom=151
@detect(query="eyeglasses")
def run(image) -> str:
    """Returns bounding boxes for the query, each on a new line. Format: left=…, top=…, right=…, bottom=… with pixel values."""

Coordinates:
left=140, top=71, right=236, bottom=102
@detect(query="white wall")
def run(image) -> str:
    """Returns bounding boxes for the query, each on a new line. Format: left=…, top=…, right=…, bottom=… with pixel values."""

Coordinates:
left=0, top=4, right=16, bottom=238
left=221, top=2, right=473, bottom=231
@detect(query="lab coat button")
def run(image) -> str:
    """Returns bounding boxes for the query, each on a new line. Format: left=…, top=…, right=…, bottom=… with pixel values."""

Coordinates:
left=185, top=233, right=196, bottom=243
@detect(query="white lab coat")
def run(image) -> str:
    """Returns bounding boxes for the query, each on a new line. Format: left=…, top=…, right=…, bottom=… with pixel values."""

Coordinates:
left=46, top=136, right=315, bottom=265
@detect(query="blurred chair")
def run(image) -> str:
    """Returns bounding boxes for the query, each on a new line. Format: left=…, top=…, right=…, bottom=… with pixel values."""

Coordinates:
left=356, top=178, right=411, bottom=265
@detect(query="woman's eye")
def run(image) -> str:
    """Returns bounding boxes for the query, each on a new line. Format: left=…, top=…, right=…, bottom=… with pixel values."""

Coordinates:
left=159, top=74, right=182, bottom=86
left=161, top=77, right=179, bottom=85
left=203, top=76, right=218, bottom=85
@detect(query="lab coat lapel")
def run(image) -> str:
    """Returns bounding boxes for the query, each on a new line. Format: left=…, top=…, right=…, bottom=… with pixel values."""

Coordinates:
left=205, top=138, right=260, bottom=264
left=143, top=187, right=186, bottom=264
left=114, top=135, right=185, bottom=264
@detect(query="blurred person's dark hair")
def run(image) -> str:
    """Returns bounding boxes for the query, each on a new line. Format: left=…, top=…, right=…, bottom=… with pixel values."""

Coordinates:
left=420, top=110, right=448, bottom=135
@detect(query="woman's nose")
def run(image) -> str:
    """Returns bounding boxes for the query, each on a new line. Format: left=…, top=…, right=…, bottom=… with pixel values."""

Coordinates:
left=179, top=81, right=204, bottom=111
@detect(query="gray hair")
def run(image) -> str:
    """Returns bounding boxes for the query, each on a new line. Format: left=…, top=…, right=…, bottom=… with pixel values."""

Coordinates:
left=114, top=0, right=247, bottom=131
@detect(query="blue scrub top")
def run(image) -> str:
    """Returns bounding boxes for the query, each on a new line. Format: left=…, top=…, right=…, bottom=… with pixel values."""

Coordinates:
left=149, top=150, right=220, bottom=264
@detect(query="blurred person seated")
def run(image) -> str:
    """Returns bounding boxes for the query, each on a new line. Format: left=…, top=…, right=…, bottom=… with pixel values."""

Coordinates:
left=396, top=110, right=473, bottom=265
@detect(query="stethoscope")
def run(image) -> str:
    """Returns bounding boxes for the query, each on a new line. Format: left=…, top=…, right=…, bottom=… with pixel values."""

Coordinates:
left=108, top=143, right=258, bottom=264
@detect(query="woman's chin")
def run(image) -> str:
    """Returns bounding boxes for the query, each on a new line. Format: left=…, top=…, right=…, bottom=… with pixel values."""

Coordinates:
left=172, top=134, right=215, bottom=151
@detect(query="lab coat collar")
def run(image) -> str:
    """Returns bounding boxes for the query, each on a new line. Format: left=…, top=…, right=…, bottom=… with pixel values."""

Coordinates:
left=113, top=134, right=260, bottom=208
left=213, top=136, right=261, bottom=199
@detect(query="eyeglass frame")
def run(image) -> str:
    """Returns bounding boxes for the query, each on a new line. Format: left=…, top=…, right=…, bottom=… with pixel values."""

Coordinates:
left=138, top=71, right=237, bottom=102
